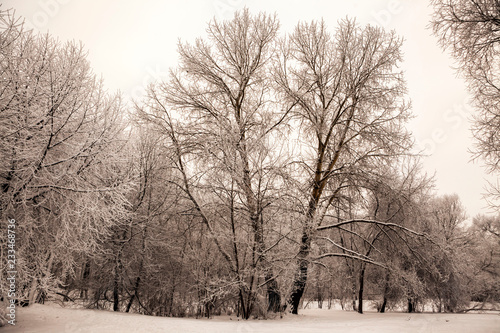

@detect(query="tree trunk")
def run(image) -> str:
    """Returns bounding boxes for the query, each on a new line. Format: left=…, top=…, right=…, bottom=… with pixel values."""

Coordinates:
left=316, top=268, right=323, bottom=309
left=289, top=230, right=311, bottom=314
left=238, top=289, right=247, bottom=319
left=358, top=266, right=365, bottom=314
left=266, top=274, right=281, bottom=312
left=379, top=272, right=389, bottom=313
left=79, top=260, right=90, bottom=299
left=380, top=297, right=387, bottom=313
left=352, top=275, right=358, bottom=312
left=113, top=278, right=119, bottom=311
left=113, top=255, right=121, bottom=312
left=407, top=298, right=415, bottom=313
left=125, top=276, right=140, bottom=313
left=126, top=223, right=147, bottom=313
left=288, top=151, right=325, bottom=314
left=238, top=130, right=275, bottom=318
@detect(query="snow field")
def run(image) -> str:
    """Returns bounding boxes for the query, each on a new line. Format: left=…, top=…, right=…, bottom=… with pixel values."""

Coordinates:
left=2, top=303, right=499, bottom=333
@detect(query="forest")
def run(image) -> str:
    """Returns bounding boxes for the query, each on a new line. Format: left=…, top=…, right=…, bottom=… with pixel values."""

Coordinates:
left=0, top=0, right=499, bottom=325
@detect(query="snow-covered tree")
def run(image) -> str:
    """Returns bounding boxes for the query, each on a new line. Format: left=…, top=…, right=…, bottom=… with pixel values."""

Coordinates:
left=0, top=8, right=132, bottom=304
left=274, top=18, right=413, bottom=314
left=137, top=9, right=292, bottom=318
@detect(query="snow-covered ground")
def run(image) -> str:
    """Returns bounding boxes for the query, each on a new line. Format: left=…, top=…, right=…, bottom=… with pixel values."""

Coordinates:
left=3, top=303, right=499, bottom=333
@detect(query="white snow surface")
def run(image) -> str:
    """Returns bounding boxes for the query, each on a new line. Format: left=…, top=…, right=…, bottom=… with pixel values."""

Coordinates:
left=3, top=303, right=499, bottom=333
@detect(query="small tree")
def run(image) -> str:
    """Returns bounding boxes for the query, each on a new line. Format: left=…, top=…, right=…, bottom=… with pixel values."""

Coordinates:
left=415, top=194, right=470, bottom=312
left=467, top=214, right=500, bottom=306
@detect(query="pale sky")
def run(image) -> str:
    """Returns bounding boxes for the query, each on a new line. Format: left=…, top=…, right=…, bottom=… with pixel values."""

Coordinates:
left=4, top=0, right=496, bottom=218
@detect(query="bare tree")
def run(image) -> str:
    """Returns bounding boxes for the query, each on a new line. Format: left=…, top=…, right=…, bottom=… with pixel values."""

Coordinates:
left=274, top=18, right=412, bottom=314
left=431, top=0, right=500, bottom=207
left=137, top=9, right=293, bottom=318
left=420, top=194, right=470, bottom=312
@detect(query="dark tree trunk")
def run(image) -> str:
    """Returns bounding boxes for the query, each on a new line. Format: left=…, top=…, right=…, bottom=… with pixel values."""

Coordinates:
left=289, top=230, right=311, bottom=314
left=238, top=289, right=248, bottom=319
left=380, top=297, right=387, bottom=313
left=37, top=290, right=46, bottom=304
left=358, top=266, right=365, bottom=314
left=113, top=279, right=119, bottom=311
left=267, top=275, right=281, bottom=313
left=352, top=275, right=358, bottom=312
left=125, top=276, right=140, bottom=313
left=79, top=260, right=90, bottom=299
left=408, top=298, right=415, bottom=313
left=113, top=256, right=122, bottom=312
left=126, top=223, right=147, bottom=313
left=288, top=129, right=329, bottom=315
left=379, top=272, right=389, bottom=313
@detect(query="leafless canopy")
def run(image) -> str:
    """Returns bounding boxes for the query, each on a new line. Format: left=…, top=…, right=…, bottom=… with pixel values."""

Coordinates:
left=431, top=0, right=500, bottom=173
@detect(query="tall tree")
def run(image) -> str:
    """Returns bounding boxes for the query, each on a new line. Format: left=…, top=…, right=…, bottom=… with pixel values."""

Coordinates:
left=274, top=19, right=412, bottom=314
left=137, top=9, right=291, bottom=318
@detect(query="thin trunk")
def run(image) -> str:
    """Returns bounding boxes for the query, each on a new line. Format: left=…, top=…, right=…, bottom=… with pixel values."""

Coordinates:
left=358, top=266, right=365, bottom=314
left=79, top=260, right=90, bottom=299
left=230, top=189, right=250, bottom=319
left=262, top=214, right=281, bottom=313
left=126, top=222, right=148, bottom=313
left=316, top=269, right=323, bottom=309
left=167, top=285, right=176, bottom=316
left=245, top=274, right=255, bottom=319
left=113, top=253, right=122, bottom=312
left=238, top=289, right=247, bottom=319
left=380, top=272, right=389, bottom=313
left=125, top=276, right=140, bottom=313
left=28, top=282, right=37, bottom=306
left=113, top=273, right=119, bottom=311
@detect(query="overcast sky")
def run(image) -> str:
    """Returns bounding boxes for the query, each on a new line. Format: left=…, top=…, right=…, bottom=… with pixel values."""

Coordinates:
left=4, top=0, right=495, bottom=218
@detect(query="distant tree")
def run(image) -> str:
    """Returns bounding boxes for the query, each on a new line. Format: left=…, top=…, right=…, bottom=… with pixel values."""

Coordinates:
left=467, top=214, right=500, bottom=305
left=428, top=194, right=467, bottom=244
left=425, top=194, right=470, bottom=312
left=473, top=213, right=500, bottom=239
left=431, top=0, right=500, bottom=207
left=353, top=161, right=432, bottom=314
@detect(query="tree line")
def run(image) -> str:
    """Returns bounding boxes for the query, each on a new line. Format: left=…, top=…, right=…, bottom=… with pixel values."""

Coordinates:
left=0, top=3, right=498, bottom=323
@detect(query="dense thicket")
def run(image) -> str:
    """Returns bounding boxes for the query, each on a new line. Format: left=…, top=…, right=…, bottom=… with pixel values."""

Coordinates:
left=0, top=8, right=131, bottom=309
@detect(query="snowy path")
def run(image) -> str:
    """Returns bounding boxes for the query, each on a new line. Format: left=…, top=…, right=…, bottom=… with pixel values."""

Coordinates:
left=3, top=303, right=500, bottom=333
